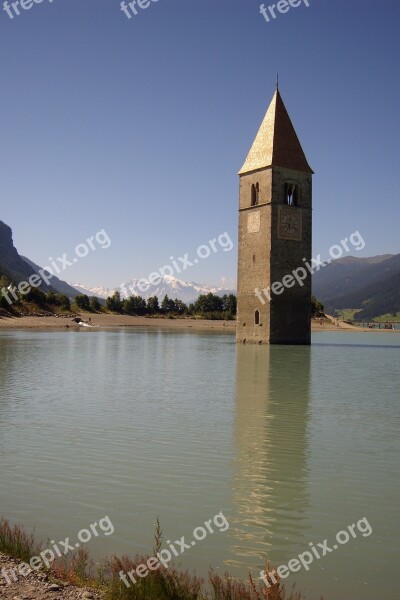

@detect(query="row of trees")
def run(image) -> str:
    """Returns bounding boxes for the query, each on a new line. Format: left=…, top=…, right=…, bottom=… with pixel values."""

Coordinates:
left=108, top=291, right=237, bottom=319
left=74, top=294, right=102, bottom=312
left=0, top=280, right=236, bottom=319
left=1, top=277, right=323, bottom=322
left=73, top=291, right=238, bottom=320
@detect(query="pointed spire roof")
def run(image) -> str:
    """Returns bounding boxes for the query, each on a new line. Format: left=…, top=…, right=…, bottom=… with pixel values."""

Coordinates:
left=239, top=89, right=313, bottom=175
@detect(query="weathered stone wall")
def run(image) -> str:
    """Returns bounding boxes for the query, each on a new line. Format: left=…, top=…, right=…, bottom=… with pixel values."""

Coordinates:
left=237, top=168, right=272, bottom=343
left=270, top=167, right=312, bottom=344
left=237, top=166, right=312, bottom=345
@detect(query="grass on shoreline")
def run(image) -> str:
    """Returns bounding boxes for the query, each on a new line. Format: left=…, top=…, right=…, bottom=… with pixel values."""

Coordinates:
left=0, top=517, right=309, bottom=600
left=0, top=518, right=42, bottom=563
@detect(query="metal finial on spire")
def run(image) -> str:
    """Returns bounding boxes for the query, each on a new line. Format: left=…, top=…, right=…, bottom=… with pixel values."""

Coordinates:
left=276, top=73, right=279, bottom=91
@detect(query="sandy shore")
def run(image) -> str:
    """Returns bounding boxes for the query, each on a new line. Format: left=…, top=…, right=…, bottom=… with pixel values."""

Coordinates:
left=0, top=312, right=237, bottom=331
left=0, top=312, right=384, bottom=333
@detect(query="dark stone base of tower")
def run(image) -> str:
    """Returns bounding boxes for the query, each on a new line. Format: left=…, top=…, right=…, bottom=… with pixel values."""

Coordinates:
left=236, top=294, right=312, bottom=346
left=236, top=89, right=313, bottom=345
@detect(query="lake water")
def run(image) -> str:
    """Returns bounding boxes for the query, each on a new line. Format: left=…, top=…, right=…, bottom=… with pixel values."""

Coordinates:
left=0, top=329, right=399, bottom=600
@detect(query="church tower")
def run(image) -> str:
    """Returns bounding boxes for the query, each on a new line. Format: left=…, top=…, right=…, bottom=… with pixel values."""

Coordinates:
left=236, top=88, right=313, bottom=345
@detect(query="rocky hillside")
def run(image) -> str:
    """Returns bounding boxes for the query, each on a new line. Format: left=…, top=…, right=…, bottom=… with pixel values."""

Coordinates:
left=0, top=220, right=78, bottom=298
left=0, top=221, right=43, bottom=289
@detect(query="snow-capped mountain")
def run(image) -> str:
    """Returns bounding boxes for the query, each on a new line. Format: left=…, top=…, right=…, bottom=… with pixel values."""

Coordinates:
left=70, top=276, right=236, bottom=304
left=71, top=284, right=114, bottom=299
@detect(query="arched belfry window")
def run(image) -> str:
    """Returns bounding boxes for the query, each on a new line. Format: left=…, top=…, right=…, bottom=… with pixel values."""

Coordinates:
left=255, top=310, right=260, bottom=325
left=251, top=183, right=260, bottom=207
left=293, top=185, right=299, bottom=206
left=284, top=183, right=300, bottom=206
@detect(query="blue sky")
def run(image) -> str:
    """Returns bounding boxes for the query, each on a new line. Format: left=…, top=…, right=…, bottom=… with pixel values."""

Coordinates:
left=1, top=0, right=399, bottom=288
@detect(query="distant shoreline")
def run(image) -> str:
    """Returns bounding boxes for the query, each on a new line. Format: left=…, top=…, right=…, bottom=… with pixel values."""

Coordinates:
left=0, top=313, right=398, bottom=333
left=0, top=313, right=236, bottom=331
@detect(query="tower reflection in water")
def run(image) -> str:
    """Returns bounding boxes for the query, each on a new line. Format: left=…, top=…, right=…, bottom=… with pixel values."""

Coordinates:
left=227, top=344, right=311, bottom=572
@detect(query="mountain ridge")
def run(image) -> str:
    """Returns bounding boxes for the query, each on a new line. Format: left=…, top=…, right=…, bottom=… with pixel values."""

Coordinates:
left=71, top=276, right=236, bottom=304
left=313, top=253, right=400, bottom=320
left=0, top=221, right=47, bottom=291
left=21, top=256, right=80, bottom=298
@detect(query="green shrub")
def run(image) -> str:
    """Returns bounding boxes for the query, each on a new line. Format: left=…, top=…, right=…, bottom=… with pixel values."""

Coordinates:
left=0, top=518, right=42, bottom=563
left=75, top=294, right=91, bottom=311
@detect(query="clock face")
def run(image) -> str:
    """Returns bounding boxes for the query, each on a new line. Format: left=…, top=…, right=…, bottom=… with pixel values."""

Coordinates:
left=282, top=213, right=299, bottom=235
left=247, top=211, right=260, bottom=233
left=278, top=207, right=302, bottom=241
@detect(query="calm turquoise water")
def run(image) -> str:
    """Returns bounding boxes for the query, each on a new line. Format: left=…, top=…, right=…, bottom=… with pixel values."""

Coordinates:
left=0, top=329, right=399, bottom=599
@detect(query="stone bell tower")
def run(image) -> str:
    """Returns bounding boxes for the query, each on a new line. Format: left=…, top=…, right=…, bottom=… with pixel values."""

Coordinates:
left=236, top=87, right=313, bottom=345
